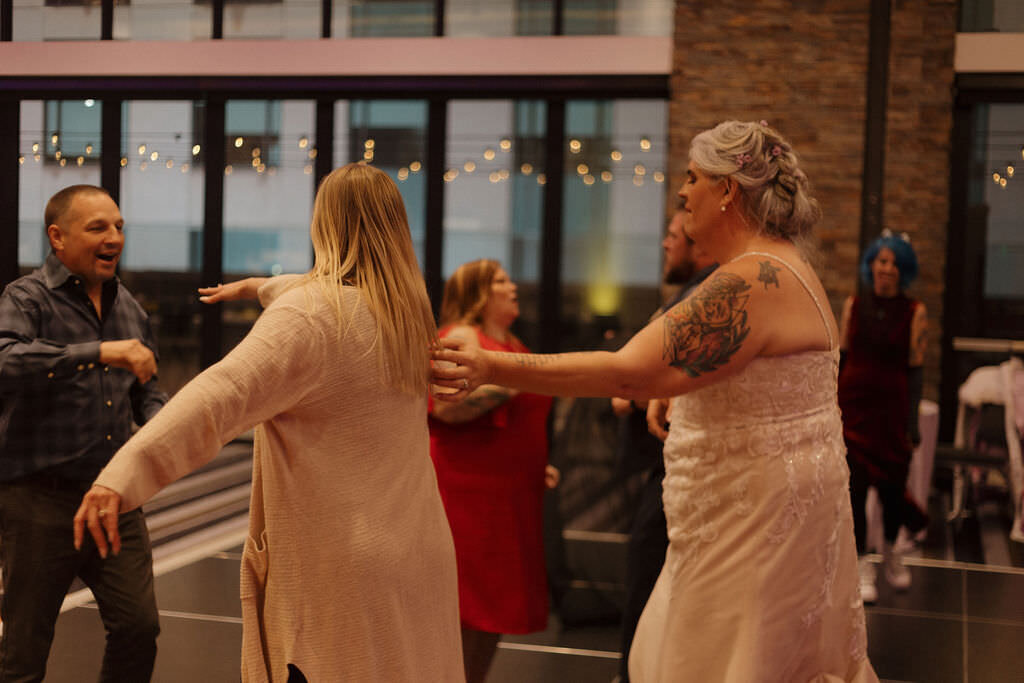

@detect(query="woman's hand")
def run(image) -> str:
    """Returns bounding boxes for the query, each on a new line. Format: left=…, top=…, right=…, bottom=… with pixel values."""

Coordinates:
left=431, top=337, right=492, bottom=402
left=198, top=277, right=267, bottom=304
left=72, top=485, right=123, bottom=558
left=646, top=398, right=672, bottom=442
left=545, top=464, right=561, bottom=489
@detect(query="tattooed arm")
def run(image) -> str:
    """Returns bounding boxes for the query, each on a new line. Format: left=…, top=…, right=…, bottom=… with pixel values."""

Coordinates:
left=433, top=264, right=774, bottom=402
left=430, top=325, right=519, bottom=424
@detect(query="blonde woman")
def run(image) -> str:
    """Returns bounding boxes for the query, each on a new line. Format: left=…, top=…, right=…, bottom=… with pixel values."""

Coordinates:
left=429, top=260, right=555, bottom=683
left=434, top=122, right=878, bottom=682
left=73, top=164, right=464, bottom=682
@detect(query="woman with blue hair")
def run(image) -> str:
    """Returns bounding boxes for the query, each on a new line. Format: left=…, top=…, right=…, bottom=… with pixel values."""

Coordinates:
left=838, top=230, right=928, bottom=603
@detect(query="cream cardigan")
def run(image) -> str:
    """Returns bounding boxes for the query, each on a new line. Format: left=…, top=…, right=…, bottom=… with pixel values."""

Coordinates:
left=96, top=276, right=464, bottom=682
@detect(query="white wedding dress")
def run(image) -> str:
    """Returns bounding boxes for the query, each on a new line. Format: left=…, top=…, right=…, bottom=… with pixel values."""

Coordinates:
left=629, top=255, right=878, bottom=683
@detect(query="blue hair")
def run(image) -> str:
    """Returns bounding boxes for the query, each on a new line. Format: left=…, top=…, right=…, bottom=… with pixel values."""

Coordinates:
left=860, top=233, right=919, bottom=291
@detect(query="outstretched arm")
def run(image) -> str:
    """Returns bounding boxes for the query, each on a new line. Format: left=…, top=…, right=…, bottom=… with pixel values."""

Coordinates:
left=430, top=325, right=518, bottom=424
left=433, top=265, right=768, bottom=402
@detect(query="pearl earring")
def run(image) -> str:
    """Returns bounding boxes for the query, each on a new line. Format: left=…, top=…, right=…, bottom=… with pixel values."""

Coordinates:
left=720, top=204, right=727, bottom=212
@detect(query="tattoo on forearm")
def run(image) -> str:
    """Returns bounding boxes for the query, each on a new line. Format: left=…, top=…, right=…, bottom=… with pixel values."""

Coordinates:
left=510, top=353, right=558, bottom=368
left=757, top=260, right=781, bottom=289
left=662, top=273, right=751, bottom=377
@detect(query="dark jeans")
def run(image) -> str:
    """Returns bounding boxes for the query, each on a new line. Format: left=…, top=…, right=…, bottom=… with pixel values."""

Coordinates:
left=0, top=477, right=159, bottom=683
left=618, top=467, right=668, bottom=682
left=848, top=463, right=906, bottom=554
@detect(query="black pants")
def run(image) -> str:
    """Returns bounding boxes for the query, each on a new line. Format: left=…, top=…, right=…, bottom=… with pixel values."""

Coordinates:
left=848, top=463, right=906, bottom=554
left=0, top=478, right=159, bottom=683
left=618, top=467, right=669, bottom=682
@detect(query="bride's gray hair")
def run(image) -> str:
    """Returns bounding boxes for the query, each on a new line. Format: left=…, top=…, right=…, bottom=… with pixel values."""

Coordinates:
left=690, top=121, right=821, bottom=253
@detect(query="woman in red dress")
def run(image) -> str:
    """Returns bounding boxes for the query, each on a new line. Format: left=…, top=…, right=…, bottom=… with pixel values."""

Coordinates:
left=429, top=259, right=557, bottom=683
left=838, top=231, right=927, bottom=603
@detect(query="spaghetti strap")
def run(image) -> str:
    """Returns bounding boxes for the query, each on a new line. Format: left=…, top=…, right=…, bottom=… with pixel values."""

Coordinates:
left=728, top=251, right=836, bottom=351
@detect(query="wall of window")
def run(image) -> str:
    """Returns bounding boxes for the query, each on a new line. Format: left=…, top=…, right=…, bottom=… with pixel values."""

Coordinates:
left=8, top=0, right=674, bottom=39
left=18, top=99, right=102, bottom=268
left=560, top=98, right=667, bottom=349
left=118, top=100, right=206, bottom=395
left=961, top=0, right=1024, bottom=32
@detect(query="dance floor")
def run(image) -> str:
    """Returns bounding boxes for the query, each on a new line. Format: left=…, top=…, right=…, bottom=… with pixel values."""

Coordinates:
left=41, top=496, right=1024, bottom=682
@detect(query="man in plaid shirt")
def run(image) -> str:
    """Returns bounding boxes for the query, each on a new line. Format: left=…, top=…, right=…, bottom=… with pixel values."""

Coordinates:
left=0, top=185, right=167, bottom=682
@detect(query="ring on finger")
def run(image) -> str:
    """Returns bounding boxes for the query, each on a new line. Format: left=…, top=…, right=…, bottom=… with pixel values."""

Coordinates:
left=461, top=379, right=469, bottom=390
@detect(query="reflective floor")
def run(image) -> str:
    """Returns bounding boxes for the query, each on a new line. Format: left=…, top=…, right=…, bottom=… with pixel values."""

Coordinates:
left=41, top=495, right=1024, bottom=683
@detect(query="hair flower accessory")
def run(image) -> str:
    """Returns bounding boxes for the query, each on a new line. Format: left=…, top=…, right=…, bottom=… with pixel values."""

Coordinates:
left=770, top=145, right=782, bottom=157
left=734, top=153, right=753, bottom=169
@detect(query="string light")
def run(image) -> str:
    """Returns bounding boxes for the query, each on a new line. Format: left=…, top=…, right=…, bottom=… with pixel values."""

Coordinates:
left=634, top=164, right=646, bottom=176
left=33, top=154, right=40, bottom=162
left=76, top=156, right=84, bottom=166
left=303, top=164, right=313, bottom=175
left=192, top=144, right=201, bottom=156
left=489, top=172, right=500, bottom=183
left=653, top=171, right=665, bottom=183
left=139, top=161, right=148, bottom=171
left=150, top=151, right=158, bottom=161
left=610, top=150, right=622, bottom=162
left=166, top=159, right=174, bottom=169
left=120, top=157, right=127, bottom=167
left=54, top=150, right=62, bottom=160
left=569, top=139, right=581, bottom=153
left=640, top=136, right=651, bottom=151
left=18, top=155, right=24, bottom=165
left=576, top=163, right=589, bottom=175
left=633, top=176, right=644, bottom=187
left=181, top=163, right=190, bottom=173
left=252, top=147, right=261, bottom=158
left=234, top=137, right=244, bottom=148
left=498, top=169, right=509, bottom=180
left=1007, top=164, right=1015, bottom=178
left=537, top=173, right=546, bottom=186
left=483, top=149, right=496, bottom=161
left=59, top=158, right=66, bottom=167
left=409, top=161, right=422, bottom=173
left=51, top=134, right=58, bottom=145
left=138, top=144, right=146, bottom=156
left=363, top=150, right=374, bottom=161
left=308, top=148, right=318, bottom=160
left=464, top=160, right=476, bottom=173
left=225, top=165, right=233, bottom=176
left=583, top=174, right=595, bottom=186
left=397, top=168, right=409, bottom=181
left=31, top=142, right=39, bottom=153
left=298, top=136, right=309, bottom=149
left=499, top=138, right=512, bottom=151
left=993, top=172, right=1002, bottom=184
left=85, top=144, right=93, bottom=155
left=1000, top=177, right=1008, bottom=188
left=84, top=99, right=95, bottom=108
left=601, top=170, right=612, bottom=183
left=364, top=139, right=375, bottom=150
left=520, top=163, right=533, bottom=175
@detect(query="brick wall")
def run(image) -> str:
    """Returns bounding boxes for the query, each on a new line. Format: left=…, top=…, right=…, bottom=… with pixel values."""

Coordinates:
left=668, top=0, right=957, bottom=399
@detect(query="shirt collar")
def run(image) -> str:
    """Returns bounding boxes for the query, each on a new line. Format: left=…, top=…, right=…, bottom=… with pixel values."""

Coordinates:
left=42, top=251, right=120, bottom=293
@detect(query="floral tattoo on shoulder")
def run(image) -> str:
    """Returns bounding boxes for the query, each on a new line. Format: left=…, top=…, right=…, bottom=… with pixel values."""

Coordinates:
left=662, top=273, right=752, bottom=377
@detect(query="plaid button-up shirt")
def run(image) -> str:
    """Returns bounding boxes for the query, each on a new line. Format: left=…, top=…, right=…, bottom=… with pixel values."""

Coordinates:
left=0, top=252, right=167, bottom=482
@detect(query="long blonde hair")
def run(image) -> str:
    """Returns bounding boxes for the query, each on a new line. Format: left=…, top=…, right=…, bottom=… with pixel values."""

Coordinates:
left=439, top=259, right=501, bottom=328
left=308, top=163, right=437, bottom=396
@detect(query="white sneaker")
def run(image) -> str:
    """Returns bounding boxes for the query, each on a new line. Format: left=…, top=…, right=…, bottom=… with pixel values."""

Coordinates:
left=858, top=556, right=877, bottom=604
left=883, top=543, right=912, bottom=590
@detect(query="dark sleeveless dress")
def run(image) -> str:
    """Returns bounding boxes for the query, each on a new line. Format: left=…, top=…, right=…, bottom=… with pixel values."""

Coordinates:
left=838, top=293, right=919, bottom=485
left=428, top=327, right=553, bottom=634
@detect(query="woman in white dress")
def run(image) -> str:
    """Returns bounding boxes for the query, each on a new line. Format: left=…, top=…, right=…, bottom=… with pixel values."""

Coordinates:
left=433, top=121, right=878, bottom=682
left=72, top=163, right=464, bottom=682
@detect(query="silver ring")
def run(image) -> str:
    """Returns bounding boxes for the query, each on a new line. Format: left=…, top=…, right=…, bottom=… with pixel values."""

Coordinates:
left=461, top=379, right=469, bottom=390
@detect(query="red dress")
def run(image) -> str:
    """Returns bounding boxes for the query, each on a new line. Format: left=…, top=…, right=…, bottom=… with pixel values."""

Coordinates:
left=838, top=293, right=920, bottom=485
left=428, top=327, right=553, bottom=634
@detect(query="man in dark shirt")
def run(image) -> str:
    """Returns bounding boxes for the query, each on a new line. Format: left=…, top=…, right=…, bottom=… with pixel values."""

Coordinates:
left=611, top=207, right=716, bottom=683
left=0, top=185, right=167, bottom=682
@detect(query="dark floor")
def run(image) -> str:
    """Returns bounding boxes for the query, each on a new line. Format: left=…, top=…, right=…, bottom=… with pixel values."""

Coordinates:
left=42, top=491, right=1024, bottom=683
